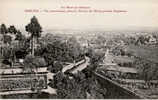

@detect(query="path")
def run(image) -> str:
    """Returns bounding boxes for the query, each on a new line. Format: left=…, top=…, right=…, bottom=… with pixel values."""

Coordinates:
left=71, top=56, right=90, bottom=74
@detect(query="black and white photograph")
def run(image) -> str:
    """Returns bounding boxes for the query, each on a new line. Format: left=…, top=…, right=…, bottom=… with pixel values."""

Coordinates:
left=0, top=0, right=158, bottom=99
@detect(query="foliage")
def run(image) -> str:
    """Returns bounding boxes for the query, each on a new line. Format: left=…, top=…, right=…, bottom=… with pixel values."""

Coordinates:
left=35, top=34, right=84, bottom=64
left=0, top=24, right=8, bottom=35
left=50, top=71, right=106, bottom=99
left=67, top=36, right=83, bottom=60
left=25, top=16, right=42, bottom=37
left=84, top=48, right=105, bottom=75
left=39, top=42, right=68, bottom=64
left=13, top=38, right=30, bottom=59
left=94, top=35, right=106, bottom=48
left=8, top=25, right=17, bottom=34
left=90, top=49, right=104, bottom=65
left=135, top=58, right=158, bottom=82
left=23, top=55, right=36, bottom=73
left=23, top=55, right=47, bottom=72
left=111, top=45, right=125, bottom=56
left=32, top=57, right=47, bottom=67
left=2, top=45, right=15, bottom=62
left=47, top=61, right=63, bottom=73
left=0, top=25, right=28, bottom=63
left=125, top=44, right=158, bottom=63
left=15, top=30, right=25, bottom=41
left=25, top=16, right=42, bottom=56
left=3, top=34, right=12, bottom=44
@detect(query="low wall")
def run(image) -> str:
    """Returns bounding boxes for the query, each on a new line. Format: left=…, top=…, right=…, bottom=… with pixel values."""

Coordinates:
left=0, top=73, right=47, bottom=95
left=93, top=72, right=143, bottom=99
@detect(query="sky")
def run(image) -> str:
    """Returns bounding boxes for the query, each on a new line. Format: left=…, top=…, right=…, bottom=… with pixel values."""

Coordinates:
left=0, top=0, right=158, bottom=30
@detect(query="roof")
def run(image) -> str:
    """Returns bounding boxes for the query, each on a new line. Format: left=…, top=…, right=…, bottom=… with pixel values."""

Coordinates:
left=106, top=66, right=137, bottom=74
left=113, top=56, right=135, bottom=63
left=118, top=67, right=137, bottom=73
left=117, top=79, right=145, bottom=83
left=106, top=66, right=119, bottom=71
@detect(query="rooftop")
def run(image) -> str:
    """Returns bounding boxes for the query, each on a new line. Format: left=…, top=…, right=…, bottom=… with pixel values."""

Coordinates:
left=106, top=66, right=138, bottom=74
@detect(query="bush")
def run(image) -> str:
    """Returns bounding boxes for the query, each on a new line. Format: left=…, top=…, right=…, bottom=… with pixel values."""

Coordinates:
left=49, top=71, right=107, bottom=99
left=47, top=61, right=63, bottom=73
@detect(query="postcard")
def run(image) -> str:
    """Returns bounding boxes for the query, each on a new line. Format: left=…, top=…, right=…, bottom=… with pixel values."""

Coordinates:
left=0, top=0, right=158, bottom=99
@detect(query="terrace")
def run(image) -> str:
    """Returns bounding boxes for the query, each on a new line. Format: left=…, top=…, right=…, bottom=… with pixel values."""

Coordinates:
left=0, top=57, right=48, bottom=95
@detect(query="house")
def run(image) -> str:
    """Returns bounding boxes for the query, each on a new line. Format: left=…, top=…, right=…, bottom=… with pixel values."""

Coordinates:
left=105, top=66, right=137, bottom=77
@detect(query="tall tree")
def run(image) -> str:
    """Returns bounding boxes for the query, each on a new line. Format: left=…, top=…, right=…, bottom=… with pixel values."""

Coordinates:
left=25, top=16, right=42, bottom=56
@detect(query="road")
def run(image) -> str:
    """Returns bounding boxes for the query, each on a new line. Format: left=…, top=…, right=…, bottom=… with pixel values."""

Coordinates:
left=62, top=56, right=90, bottom=73
left=71, top=56, right=90, bottom=74
left=62, top=63, right=75, bottom=73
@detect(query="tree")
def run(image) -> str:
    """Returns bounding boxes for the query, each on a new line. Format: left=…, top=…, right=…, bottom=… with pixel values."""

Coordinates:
left=1, top=45, right=15, bottom=67
left=1, top=25, right=19, bottom=66
left=0, top=24, right=7, bottom=35
left=3, top=35, right=13, bottom=67
left=48, top=61, right=63, bottom=73
left=15, top=30, right=26, bottom=47
left=23, top=55, right=35, bottom=72
left=2, top=34, right=14, bottom=67
left=51, top=71, right=106, bottom=99
left=15, top=30, right=23, bottom=41
left=2, top=45, right=11, bottom=59
left=135, top=58, right=158, bottom=88
left=25, top=16, right=42, bottom=56
left=67, top=36, right=81, bottom=63
left=0, top=24, right=8, bottom=56
left=3, top=34, right=12, bottom=45
left=8, top=25, right=17, bottom=34
left=0, top=25, right=17, bottom=67
left=23, top=55, right=47, bottom=73
left=95, top=35, right=106, bottom=47
left=12, top=35, right=30, bottom=59
left=37, top=34, right=76, bottom=64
